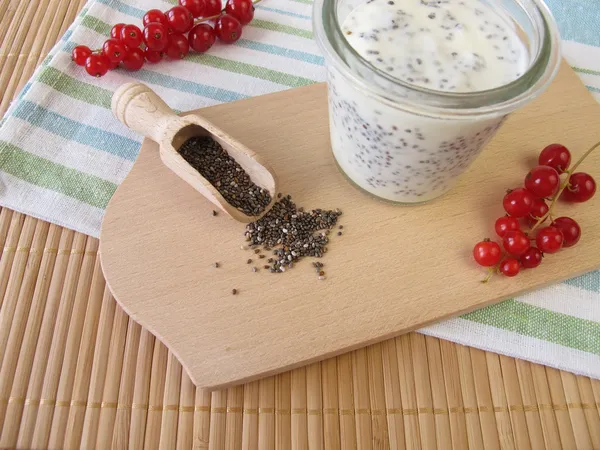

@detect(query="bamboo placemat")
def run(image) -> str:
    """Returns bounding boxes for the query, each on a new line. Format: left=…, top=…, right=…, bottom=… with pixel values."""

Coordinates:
left=1, top=1, right=600, bottom=448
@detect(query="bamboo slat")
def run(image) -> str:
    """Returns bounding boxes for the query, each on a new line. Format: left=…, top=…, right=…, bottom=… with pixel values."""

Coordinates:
left=241, top=382, right=258, bottom=450
left=274, top=373, right=291, bottom=450
left=158, top=352, right=182, bottom=450
left=336, top=354, right=356, bottom=450
left=380, top=340, right=404, bottom=450
left=469, top=348, right=499, bottom=450
left=68, top=287, right=117, bottom=449
left=499, top=355, right=532, bottom=450
left=409, top=335, right=435, bottom=450
left=112, top=320, right=142, bottom=449
left=395, top=336, right=421, bottom=450
left=144, top=342, right=168, bottom=450
left=423, top=337, right=451, bottom=450
left=176, top=367, right=195, bottom=450
left=224, top=384, right=242, bottom=450
left=0, top=1, right=599, bottom=448
left=129, top=329, right=156, bottom=450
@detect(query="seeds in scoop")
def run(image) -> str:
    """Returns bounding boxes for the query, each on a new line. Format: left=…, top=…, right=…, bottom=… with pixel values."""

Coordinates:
left=178, top=136, right=272, bottom=216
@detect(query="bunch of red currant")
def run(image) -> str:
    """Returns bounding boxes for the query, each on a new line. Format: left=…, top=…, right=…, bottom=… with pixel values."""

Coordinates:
left=473, top=142, right=598, bottom=280
left=71, top=0, right=256, bottom=77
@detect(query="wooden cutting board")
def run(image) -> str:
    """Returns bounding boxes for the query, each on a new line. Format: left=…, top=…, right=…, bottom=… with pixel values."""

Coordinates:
left=100, top=62, right=600, bottom=390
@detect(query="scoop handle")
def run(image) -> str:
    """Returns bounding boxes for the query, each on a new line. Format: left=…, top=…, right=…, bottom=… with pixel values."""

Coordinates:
left=112, top=82, right=189, bottom=144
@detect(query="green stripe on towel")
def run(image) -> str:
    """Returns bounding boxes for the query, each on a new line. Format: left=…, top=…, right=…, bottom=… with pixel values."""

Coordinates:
left=0, top=141, right=117, bottom=209
left=462, top=299, right=600, bottom=355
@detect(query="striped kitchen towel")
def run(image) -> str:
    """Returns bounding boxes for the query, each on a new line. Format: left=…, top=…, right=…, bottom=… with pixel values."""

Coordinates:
left=0, top=0, right=599, bottom=378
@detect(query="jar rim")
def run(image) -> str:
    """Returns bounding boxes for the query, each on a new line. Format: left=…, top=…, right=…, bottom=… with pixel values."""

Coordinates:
left=313, top=0, right=562, bottom=118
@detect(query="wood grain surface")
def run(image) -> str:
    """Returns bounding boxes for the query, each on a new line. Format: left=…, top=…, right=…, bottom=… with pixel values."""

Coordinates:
left=100, top=61, right=600, bottom=390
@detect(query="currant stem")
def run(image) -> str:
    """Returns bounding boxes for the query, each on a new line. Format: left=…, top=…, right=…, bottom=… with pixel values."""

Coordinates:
left=193, top=0, right=262, bottom=24
left=481, top=267, right=496, bottom=284
left=530, top=140, right=600, bottom=232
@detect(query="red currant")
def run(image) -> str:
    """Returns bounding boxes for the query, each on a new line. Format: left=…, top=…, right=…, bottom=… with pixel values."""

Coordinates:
left=520, top=247, right=543, bottom=269
left=143, top=23, right=169, bottom=51
left=524, top=165, right=560, bottom=198
left=539, top=144, right=571, bottom=174
left=525, top=198, right=549, bottom=228
left=166, top=34, right=190, bottom=59
left=166, top=6, right=194, bottom=33
left=503, top=188, right=534, bottom=218
left=494, top=216, right=520, bottom=238
left=179, top=0, right=206, bottom=18
left=502, top=230, right=530, bottom=257
left=205, top=0, right=222, bottom=16
left=72, top=45, right=91, bottom=66
left=562, top=172, right=596, bottom=203
left=188, top=24, right=216, bottom=52
left=499, top=258, right=520, bottom=277
left=143, top=9, right=168, bottom=27
left=107, top=59, right=121, bottom=70
left=215, top=14, right=242, bottom=43
left=145, top=49, right=164, bottom=63
left=85, top=54, right=109, bottom=77
left=472, top=239, right=502, bottom=267
left=123, top=47, right=145, bottom=71
left=225, top=0, right=254, bottom=25
left=529, top=198, right=549, bottom=219
left=102, top=38, right=128, bottom=63
left=120, top=24, right=143, bottom=49
left=551, top=217, right=581, bottom=248
left=535, top=226, right=564, bottom=254
left=110, top=23, right=126, bottom=40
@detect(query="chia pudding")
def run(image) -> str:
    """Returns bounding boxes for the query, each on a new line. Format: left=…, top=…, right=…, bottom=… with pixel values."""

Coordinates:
left=314, top=0, right=562, bottom=203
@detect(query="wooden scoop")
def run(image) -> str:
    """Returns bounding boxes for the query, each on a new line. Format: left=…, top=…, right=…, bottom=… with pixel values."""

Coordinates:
left=111, top=82, right=278, bottom=222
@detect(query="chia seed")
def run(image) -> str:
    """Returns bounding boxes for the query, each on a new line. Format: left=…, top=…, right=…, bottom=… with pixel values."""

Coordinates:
left=178, top=136, right=272, bottom=216
left=244, top=195, right=341, bottom=273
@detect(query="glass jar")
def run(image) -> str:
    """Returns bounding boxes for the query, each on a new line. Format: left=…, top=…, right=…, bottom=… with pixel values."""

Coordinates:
left=313, top=0, right=561, bottom=203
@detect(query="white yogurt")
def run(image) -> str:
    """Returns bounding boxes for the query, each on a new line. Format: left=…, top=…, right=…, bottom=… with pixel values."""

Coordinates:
left=327, top=0, right=530, bottom=202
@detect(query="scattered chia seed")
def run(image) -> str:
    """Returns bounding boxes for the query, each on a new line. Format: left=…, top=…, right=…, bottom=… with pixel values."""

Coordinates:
left=240, top=245, right=248, bottom=250
left=212, top=210, right=218, bottom=216
left=339, top=225, right=344, bottom=229
left=252, top=267, right=258, bottom=272
left=259, top=254, right=266, bottom=259
left=178, top=136, right=272, bottom=216
left=318, top=276, right=326, bottom=281
left=338, top=231, right=342, bottom=236
left=263, top=265, right=270, bottom=269
left=244, top=195, right=341, bottom=274
left=254, top=249, right=260, bottom=254
left=232, top=289, right=238, bottom=295
left=247, top=259, right=252, bottom=264
left=214, top=262, right=219, bottom=268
